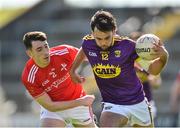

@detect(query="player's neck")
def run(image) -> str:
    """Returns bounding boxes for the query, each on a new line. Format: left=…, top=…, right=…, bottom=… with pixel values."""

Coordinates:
left=33, top=59, right=50, bottom=68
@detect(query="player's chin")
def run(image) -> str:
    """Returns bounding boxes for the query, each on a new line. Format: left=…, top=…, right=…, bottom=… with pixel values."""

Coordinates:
left=101, top=47, right=109, bottom=50
left=43, top=58, right=50, bottom=65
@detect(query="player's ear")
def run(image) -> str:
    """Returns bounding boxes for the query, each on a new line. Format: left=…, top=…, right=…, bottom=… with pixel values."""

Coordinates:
left=91, top=30, right=95, bottom=37
left=26, top=50, right=32, bottom=58
left=113, top=29, right=116, bottom=35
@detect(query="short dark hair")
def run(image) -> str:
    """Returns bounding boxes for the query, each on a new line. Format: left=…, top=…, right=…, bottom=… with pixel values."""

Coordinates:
left=90, top=10, right=117, bottom=32
left=23, top=31, right=47, bottom=49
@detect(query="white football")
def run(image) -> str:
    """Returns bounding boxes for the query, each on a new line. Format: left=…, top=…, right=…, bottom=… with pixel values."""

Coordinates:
left=135, top=34, right=160, bottom=60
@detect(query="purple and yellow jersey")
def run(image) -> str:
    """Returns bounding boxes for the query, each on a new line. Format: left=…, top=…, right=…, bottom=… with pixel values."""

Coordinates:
left=82, top=34, right=144, bottom=105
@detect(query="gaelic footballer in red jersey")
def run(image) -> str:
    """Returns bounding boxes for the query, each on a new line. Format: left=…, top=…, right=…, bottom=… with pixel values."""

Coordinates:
left=21, top=31, right=97, bottom=127
left=22, top=45, right=84, bottom=101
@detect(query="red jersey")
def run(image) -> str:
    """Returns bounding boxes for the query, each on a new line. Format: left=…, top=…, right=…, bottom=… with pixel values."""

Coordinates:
left=21, top=44, right=86, bottom=101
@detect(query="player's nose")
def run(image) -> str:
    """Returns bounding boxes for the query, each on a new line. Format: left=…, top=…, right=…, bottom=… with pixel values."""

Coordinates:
left=100, top=40, right=107, bottom=45
left=43, top=49, right=49, bottom=56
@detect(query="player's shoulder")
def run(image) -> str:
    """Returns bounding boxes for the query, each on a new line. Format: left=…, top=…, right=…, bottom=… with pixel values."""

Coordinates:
left=114, top=35, right=127, bottom=41
left=24, top=59, right=36, bottom=70
left=51, top=44, right=77, bottom=51
left=50, top=45, right=69, bottom=56
left=22, top=60, right=39, bottom=82
left=83, top=34, right=94, bottom=41
left=50, top=44, right=78, bottom=57
left=114, top=35, right=135, bottom=43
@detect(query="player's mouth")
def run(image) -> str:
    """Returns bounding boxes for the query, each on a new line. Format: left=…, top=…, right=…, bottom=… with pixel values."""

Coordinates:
left=101, top=46, right=108, bottom=50
left=44, top=56, right=50, bottom=61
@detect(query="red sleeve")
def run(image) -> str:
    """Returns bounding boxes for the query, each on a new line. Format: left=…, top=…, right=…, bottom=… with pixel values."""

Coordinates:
left=66, top=45, right=79, bottom=61
left=21, top=68, right=45, bottom=99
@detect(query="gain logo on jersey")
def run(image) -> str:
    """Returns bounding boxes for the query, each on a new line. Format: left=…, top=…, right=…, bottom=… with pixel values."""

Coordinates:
left=92, top=63, right=121, bottom=78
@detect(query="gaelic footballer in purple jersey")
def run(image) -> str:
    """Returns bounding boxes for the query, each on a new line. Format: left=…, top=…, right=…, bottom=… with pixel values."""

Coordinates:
left=82, top=35, right=144, bottom=105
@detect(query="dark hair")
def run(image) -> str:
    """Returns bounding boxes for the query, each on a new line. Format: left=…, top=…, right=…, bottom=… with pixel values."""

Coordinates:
left=23, top=31, right=47, bottom=49
left=90, top=10, right=117, bottom=32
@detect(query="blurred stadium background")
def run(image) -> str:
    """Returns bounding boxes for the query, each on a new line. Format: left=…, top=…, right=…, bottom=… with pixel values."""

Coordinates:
left=0, top=0, right=180, bottom=127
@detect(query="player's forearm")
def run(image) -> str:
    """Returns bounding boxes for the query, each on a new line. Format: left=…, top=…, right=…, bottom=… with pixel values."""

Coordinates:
left=71, top=48, right=86, bottom=72
left=148, top=49, right=169, bottom=75
left=51, top=99, right=83, bottom=112
left=42, top=99, right=83, bottom=112
left=36, top=93, right=84, bottom=112
left=159, top=49, right=169, bottom=68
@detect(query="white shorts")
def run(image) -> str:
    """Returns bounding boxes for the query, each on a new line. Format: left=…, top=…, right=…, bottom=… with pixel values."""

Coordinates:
left=102, top=99, right=153, bottom=126
left=40, top=106, right=93, bottom=125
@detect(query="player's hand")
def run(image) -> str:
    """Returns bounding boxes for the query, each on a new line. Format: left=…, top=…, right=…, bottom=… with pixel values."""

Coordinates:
left=69, top=70, right=85, bottom=84
left=151, top=40, right=168, bottom=59
left=78, top=95, right=95, bottom=106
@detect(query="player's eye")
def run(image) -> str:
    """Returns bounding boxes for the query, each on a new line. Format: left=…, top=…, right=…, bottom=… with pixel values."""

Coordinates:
left=36, top=47, right=42, bottom=52
left=96, top=37, right=102, bottom=41
left=105, top=36, right=110, bottom=40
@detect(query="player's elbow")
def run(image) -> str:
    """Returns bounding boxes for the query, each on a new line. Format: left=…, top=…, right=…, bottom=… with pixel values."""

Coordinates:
left=36, top=95, right=62, bottom=112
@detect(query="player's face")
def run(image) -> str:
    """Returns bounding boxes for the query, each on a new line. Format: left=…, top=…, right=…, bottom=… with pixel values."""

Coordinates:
left=27, top=40, right=50, bottom=67
left=92, top=27, right=115, bottom=50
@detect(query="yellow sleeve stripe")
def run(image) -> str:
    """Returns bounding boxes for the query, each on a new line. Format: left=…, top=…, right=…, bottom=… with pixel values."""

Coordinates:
left=113, top=36, right=131, bottom=42
left=83, top=34, right=94, bottom=40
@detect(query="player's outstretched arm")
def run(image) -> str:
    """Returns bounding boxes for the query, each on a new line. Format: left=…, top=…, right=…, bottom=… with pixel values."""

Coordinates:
left=70, top=47, right=86, bottom=83
left=35, top=93, right=95, bottom=112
